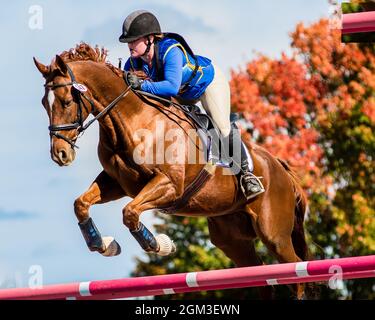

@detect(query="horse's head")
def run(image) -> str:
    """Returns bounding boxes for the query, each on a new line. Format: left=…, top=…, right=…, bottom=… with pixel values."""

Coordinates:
left=33, top=55, right=91, bottom=166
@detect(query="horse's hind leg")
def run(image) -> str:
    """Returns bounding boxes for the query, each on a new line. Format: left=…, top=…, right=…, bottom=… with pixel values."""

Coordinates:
left=246, top=203, right=305, bottom=299
left=74, top=171, right=126, bottom=257
left=208, top=213, right=274, bottom=299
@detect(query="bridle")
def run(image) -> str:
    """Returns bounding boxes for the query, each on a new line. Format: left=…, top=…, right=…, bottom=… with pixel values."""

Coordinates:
left=44, top=65, right=131, bottom=149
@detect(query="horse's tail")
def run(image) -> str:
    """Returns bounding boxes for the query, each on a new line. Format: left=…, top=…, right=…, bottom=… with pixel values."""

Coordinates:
left=277, top=158, right=309, bottom=261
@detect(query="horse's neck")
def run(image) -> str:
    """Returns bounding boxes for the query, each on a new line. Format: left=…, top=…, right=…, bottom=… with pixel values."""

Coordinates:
left=79, top=62, right=142, bottom=151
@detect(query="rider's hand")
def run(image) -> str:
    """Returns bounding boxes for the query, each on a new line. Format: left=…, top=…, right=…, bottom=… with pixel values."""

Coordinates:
left=126, top=73, right=144, bottom=90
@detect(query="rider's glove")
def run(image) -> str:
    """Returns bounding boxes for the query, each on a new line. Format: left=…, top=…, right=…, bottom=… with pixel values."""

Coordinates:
left=126, top=73, right=144, bottom=90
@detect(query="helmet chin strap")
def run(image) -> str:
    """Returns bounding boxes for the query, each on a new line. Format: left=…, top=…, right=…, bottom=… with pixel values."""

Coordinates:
left=141, top=36, right=153, bottom=57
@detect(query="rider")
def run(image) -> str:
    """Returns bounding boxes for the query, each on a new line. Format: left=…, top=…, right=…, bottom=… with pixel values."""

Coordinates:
left=119, top=10, right=264, bottom=200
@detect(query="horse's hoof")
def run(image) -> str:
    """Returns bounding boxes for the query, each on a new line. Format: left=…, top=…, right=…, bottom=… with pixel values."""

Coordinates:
left=101, top=237, right=122, bottom=257
left=155, top=234, right=176, bottom=256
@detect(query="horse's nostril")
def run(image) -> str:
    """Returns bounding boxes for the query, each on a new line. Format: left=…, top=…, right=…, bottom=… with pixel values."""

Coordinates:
left=59, top=150, right=68, bottom=162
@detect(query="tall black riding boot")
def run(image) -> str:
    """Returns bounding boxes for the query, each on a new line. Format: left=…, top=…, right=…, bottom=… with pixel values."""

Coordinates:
left=226, top=124, right=265, bottom=200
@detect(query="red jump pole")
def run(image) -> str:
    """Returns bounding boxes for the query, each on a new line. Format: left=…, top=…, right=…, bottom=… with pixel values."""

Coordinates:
left=0, top=255, right=374, bottom=300
left=342, top=11, right=375, bottom=34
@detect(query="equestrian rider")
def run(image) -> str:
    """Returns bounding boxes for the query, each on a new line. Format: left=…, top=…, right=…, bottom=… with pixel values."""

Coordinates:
left=119, top=10, right=264, bottom=200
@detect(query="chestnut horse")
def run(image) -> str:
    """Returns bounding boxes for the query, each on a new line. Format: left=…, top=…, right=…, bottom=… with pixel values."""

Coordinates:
left=33, top=44, right=308, bottom=299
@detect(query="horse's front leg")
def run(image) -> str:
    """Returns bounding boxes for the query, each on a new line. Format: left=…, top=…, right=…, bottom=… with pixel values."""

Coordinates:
left=74, top=171, right=126, bottom=257
left=123, top=172, right=178, bottom=256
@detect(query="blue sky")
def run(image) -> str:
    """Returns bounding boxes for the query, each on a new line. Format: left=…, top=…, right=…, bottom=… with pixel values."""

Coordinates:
left=0, top=0, right=330, bottom=289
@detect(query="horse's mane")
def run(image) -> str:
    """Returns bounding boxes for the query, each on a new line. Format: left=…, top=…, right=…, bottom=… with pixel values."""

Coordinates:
left=58, top=42, right=124, bottom=78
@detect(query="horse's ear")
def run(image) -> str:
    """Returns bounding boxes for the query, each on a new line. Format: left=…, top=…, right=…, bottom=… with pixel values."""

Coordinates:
left=55, top=55, right=68, bottom=75
left=33, top=57, right=50, bottom=78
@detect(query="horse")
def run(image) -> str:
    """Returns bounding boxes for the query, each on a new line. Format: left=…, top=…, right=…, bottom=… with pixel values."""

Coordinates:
left=33, top=44, right=308, bottom=299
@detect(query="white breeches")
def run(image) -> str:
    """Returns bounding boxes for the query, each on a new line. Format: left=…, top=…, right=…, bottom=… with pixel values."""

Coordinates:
left=199, top=64, right=232, bottom=138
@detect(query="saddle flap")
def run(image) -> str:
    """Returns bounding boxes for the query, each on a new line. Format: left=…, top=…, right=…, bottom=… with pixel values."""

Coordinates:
left=184, top=105, right=210, bottom=130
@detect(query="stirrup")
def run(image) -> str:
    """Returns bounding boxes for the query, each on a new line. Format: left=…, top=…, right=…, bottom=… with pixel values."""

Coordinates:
left=240, top=173, right=265, bottom=200
left=208, top=149, right=232, bottom=168
left=212, top=158, right=232, bottom=168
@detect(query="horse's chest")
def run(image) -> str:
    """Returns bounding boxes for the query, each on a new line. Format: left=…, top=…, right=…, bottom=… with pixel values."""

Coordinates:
left=98, top=148, right=144, bottom=197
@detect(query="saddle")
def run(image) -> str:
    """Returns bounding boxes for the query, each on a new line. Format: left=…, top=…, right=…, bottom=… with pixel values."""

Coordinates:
left=132, top=89, right=239, bottom=166
left=131, top=89, right=243, bottom=214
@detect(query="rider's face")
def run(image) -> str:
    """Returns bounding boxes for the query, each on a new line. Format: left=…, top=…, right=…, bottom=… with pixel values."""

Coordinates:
left=128, top=37, right=148, bottom=58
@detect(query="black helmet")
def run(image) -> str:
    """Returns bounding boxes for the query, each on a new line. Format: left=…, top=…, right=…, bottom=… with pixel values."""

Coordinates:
left=119, top=10, right=161, bottom=43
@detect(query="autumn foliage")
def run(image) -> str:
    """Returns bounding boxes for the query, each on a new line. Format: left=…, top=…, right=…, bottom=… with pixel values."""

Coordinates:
left=230, top=53, right=325, bottom=191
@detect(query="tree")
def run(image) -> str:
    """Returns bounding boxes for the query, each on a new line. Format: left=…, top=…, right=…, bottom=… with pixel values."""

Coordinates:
left=290, top=18, right=375, bottom=299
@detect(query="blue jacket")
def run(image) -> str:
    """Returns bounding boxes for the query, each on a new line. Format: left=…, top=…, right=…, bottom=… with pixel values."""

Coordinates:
left=124, top=37, right=215, bottom=100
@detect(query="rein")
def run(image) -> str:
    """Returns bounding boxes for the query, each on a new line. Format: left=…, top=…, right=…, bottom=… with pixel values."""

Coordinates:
left=45, top=65, right=131, bottom=149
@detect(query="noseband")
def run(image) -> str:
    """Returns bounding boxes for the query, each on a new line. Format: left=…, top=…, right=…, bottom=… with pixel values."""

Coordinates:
left=44, top=65, right=131, bottom=149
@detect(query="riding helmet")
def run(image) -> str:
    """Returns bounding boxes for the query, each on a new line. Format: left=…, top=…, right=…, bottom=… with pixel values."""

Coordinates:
left=119, top=10, right=161, bottom=43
